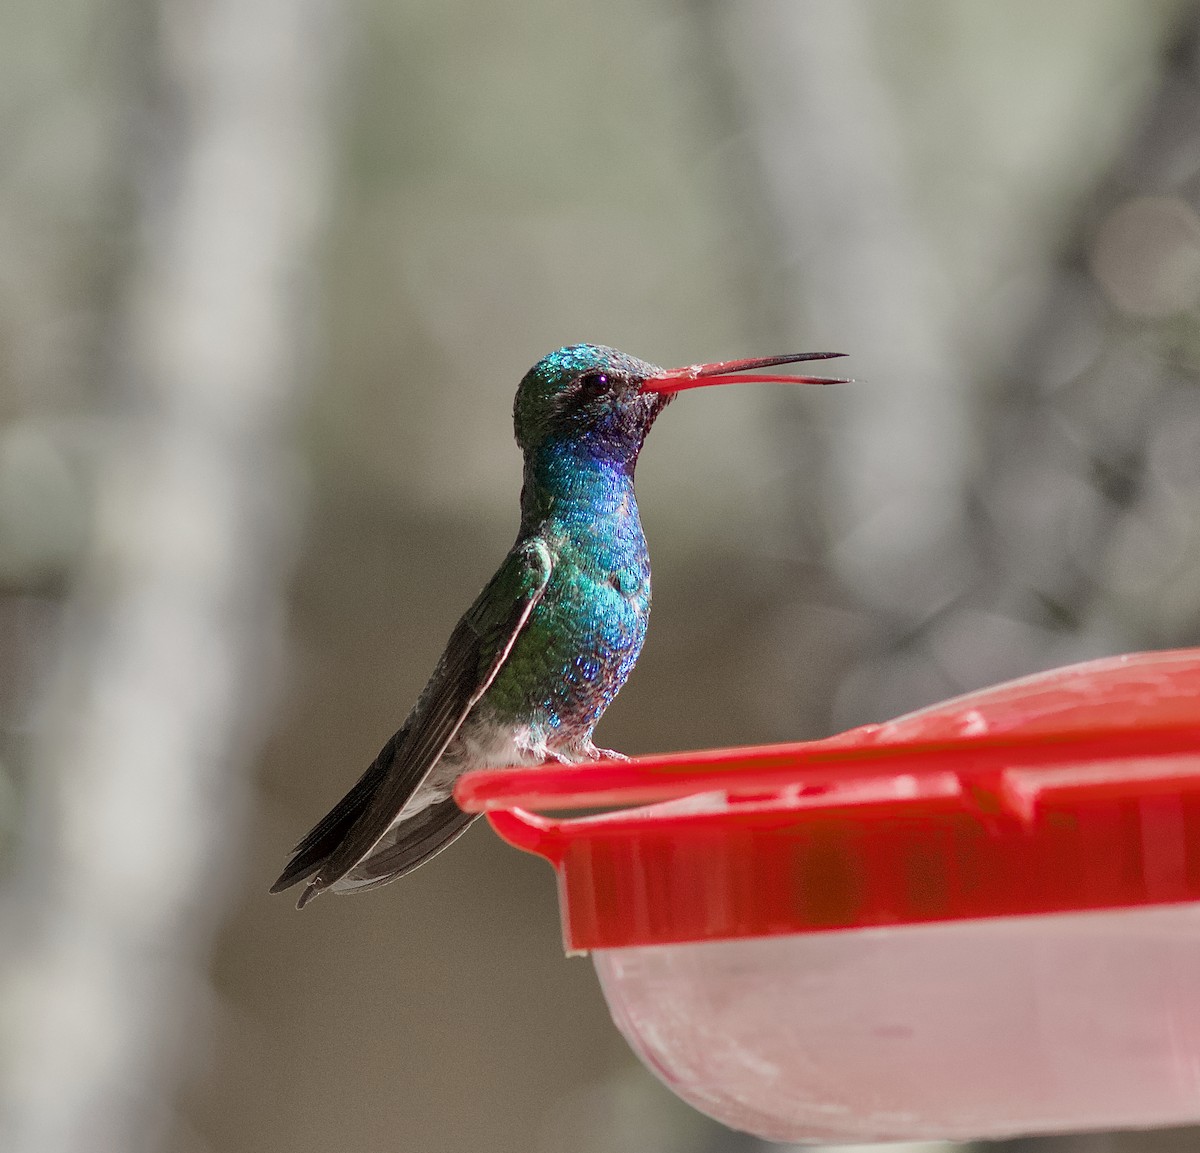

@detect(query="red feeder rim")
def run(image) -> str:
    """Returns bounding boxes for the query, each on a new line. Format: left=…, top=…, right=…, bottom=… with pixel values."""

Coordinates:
left=455, top=648, right=1200, bottom=953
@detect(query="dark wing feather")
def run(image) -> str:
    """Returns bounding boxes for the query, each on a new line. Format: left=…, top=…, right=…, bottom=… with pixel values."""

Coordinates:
left=295, top=537, right=553, bottom=905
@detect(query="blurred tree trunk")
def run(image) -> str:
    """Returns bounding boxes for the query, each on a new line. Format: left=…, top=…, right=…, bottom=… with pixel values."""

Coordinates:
left=698, top=0, right=972, bottom=745
left=715, top=0, right=1198, bottom=740
left=0, top=1, right=337, bottom=1151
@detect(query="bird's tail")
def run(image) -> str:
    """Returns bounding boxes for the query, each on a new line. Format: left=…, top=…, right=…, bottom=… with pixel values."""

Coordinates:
left=269, top=729, right=401, bottom=898
left=270, top=727, right=478, bottom=907
left=327, top=797, right=477, bottom=896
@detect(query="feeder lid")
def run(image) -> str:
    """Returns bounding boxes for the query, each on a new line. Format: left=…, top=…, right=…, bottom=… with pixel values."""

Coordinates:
left=456, top=648, right=1200, bottom=952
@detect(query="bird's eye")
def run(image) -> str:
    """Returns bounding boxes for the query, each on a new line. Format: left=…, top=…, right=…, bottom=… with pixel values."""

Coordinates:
left=578, top=370, right=611, bottom=394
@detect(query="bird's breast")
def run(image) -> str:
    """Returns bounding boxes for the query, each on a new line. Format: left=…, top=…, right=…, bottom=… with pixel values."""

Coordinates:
left=482, top=516, right=651, bottom=742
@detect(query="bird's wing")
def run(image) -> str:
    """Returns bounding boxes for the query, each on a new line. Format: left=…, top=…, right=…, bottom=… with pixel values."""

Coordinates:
left=300, top=537, right=553, bottom=902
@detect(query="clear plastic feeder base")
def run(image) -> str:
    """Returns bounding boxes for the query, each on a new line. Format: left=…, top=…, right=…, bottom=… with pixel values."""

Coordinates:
left=595, top=904, right=1200, bottom=1144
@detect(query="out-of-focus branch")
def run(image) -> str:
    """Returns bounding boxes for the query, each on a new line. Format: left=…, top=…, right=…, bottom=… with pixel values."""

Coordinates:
left=0, top=2, right=338, bottom=1151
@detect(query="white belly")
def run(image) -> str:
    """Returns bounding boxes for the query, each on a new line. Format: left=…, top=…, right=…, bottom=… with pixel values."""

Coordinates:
left=395, top=717, right=550, bottom=819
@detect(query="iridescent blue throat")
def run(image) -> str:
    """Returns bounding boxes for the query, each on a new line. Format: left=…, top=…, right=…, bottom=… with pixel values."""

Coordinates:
left=485, top=440, right=652, bottom=742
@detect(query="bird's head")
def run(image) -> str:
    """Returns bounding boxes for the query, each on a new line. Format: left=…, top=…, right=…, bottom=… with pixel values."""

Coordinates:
left=513, top=344, right=669, bottom=465
left=513, top=343, right=847, bottom=468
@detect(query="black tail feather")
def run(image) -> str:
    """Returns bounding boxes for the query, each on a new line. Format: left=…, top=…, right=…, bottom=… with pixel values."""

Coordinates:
left=334, top=797, right=477, bottom=894
left=269, top=728, right=404, bottom=895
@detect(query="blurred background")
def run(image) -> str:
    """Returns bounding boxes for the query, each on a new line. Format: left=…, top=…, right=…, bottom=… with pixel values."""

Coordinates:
left=2, top=1, right=1200, bottom=1151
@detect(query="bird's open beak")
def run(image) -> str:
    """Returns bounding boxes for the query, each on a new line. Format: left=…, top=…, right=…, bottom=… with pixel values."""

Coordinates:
left=641, top=352, right=850, bottom=394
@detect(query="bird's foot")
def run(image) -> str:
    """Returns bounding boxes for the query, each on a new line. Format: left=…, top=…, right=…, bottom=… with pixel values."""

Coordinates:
left=544, top=742, right=629, bottom=765
left=575, top=741, right=629, bottom=762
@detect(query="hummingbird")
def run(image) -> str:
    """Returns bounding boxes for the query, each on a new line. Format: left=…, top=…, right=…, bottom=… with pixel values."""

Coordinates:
left=271, top=344, right=846, bottom=908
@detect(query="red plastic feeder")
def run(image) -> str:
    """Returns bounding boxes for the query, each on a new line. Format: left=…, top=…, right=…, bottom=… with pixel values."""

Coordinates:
left=457, top=649, right=1200, bottom=1143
